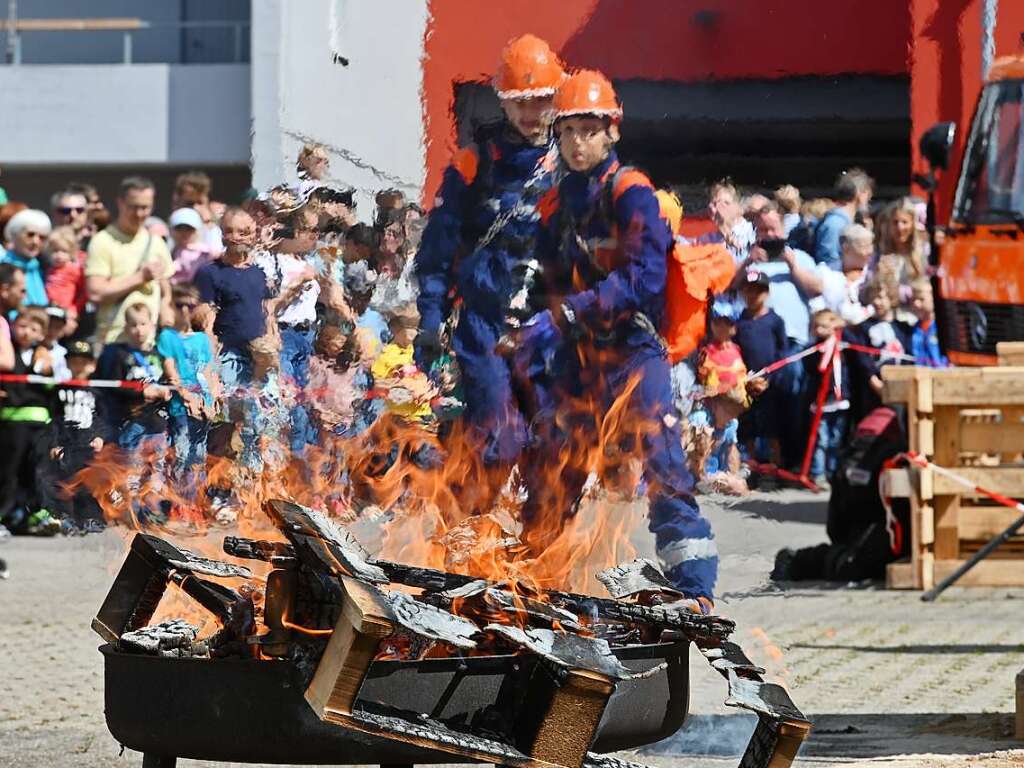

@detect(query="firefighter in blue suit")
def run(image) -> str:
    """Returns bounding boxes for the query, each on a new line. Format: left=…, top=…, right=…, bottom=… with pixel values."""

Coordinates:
left=415, top=35, right=565, bottom=508
left=512, top=70, right=718, bottom=605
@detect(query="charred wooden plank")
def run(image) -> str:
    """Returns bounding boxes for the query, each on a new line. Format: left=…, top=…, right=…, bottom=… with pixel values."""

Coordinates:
left=258, top=502, right=734, bottom=640
left=514, top=662, right=616, bottom=768
left=481, top=625, right=629, bottom=680
left=694, top=637, right=811, bottom=768
left=596, top=559, right=682, bottom=600
left=380, top=591, right=479, bottom=649
left=305, top=576, right=395, bottom=718
left=266, top=499, right=387, bottom=583
left=223, top=536, right=297, bottom=568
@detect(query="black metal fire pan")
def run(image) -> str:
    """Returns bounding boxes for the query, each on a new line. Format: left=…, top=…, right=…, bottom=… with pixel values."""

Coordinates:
left=101, top=641, right=688, bottom=764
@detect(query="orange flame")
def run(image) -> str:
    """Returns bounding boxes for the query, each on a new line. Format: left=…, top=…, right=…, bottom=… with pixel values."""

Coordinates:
left=73, top=345, right=671, bottom=648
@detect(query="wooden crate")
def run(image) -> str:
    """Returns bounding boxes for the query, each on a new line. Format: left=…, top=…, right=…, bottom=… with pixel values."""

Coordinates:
left=881, top=366, right=1024, bottom=590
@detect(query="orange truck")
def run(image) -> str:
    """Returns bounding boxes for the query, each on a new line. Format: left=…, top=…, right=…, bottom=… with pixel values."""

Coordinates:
left=919, top=54, right=1024, bottom=365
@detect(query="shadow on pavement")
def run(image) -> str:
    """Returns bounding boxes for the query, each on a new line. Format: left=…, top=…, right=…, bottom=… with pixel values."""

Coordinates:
left=642, top=712, right=1019, bottom=759
left=733, top=497, right=829, bottom=525
left=791, top=641, right=1024, bottom=654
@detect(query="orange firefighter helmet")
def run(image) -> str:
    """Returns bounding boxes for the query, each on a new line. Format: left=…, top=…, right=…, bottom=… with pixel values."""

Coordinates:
left=553, top=69, right=622, bottom=122
left=493, top=34, right=566, bottom=100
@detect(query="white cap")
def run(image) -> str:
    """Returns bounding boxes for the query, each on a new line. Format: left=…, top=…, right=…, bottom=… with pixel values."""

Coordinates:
left=168, top=207, right=204, bottom=231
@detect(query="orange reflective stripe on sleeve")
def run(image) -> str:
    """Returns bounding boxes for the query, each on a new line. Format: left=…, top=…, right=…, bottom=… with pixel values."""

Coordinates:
left=452, top=146, right=479, bottom=185
left=537, top=187, right=560, bottom=225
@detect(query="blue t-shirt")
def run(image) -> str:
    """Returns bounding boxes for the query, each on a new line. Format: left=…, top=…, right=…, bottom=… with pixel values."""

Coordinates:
left=910, top=321, right=949, bottom=368
left=157, top=327, right=214, bottom=417
left=735, top=309, right=788, bottom=374
left=812, top=207, right=852, bottom=271
left=194, top=260, right=271, bottom=353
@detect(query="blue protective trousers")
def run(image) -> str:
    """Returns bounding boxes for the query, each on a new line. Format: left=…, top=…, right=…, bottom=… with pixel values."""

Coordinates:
left=451, top=310, right=529, bottom=469
left=519, top=333, right=719, bottom=600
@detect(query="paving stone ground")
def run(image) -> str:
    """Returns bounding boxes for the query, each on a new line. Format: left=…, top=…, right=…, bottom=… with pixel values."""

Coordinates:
left=2, top=488, right=1023, bottom=768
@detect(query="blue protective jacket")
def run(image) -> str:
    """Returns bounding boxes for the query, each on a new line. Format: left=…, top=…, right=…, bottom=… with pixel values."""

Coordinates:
left=524, top=150, right=718, bottom=601
left=416, top=123, right=556, bottom=338
left=414, top=122, right=557, bottom=466
left=534, top=152, right=670, bottom=351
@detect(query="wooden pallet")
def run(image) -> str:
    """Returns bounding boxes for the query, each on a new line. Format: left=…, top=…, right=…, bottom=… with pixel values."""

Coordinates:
left=881, top=365, right=1024, bottom=590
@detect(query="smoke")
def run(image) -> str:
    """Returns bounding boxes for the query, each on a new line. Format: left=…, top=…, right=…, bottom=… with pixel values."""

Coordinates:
left=642, top=714, right=758, bottom=757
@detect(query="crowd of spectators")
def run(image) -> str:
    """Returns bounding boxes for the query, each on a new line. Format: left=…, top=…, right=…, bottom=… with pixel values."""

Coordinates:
left=0, top=152, right=429, bottom=551
left=0, top=153, right=954, bottom=577
left=684, top=169, right=948, bottom=493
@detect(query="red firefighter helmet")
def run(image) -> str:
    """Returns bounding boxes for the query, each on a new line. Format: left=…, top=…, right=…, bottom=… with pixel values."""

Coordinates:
left=493, top=34, right=566, bottom=99
left=552, top=69, right=622, bottom=122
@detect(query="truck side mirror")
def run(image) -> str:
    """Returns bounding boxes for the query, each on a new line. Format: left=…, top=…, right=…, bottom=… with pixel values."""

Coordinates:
left=920, top=122, right=956, bottom=170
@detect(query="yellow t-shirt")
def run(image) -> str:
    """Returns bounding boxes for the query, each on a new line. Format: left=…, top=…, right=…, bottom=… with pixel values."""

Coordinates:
left=85, top=225, right=173, bottom=345
left=370, top=343, right=433, bottom=420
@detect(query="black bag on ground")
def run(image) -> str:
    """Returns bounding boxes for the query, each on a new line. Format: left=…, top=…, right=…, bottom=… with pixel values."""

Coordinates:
left=781, top=406, right=911, bottom=582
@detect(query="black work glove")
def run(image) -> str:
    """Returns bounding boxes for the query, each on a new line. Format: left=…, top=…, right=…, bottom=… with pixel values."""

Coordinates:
left=414, top=328, right=443, bottom=372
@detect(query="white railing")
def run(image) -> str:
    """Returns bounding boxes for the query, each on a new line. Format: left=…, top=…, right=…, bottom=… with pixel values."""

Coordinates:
left=1, top=17, right=251, bottom=65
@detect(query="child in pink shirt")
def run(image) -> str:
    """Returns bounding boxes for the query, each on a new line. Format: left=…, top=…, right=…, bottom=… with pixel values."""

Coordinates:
left=169, top=207, right=214, bottom=285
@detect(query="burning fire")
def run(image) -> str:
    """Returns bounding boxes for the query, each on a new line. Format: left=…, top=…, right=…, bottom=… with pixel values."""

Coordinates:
left=70, top=353, right=673, bottom=652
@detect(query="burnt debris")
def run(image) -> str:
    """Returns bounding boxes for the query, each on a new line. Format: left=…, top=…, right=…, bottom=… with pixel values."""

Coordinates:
left=94, top=498, right=810, bottom=768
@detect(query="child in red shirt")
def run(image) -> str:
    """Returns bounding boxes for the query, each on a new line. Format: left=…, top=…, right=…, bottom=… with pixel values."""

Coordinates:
left=43, top=226, right=86, bottom=336
left=690, top=300, right=761, bottom=493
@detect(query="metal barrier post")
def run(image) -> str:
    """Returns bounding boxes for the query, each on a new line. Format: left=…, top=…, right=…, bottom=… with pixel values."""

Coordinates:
left=122, top=30, right=132, bottom=64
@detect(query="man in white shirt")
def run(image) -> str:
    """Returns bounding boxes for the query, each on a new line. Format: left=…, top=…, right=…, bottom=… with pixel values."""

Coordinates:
left=695, top=179, right=756, bottom=265
left=257, top=209, right=322, bottom=453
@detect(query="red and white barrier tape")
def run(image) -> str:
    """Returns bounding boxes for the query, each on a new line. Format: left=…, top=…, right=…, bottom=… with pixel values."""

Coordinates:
left=880, top=450, right=1024, bottom=555
left=0, top=373, right=147, bottom=391
left=746, top=342, right=825, bottom=381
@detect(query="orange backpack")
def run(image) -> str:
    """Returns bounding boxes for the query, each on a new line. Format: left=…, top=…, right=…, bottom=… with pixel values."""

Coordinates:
left=594, top=174, right=734, bottom=363
left=653, top=189, right=735, bottom=363
left=663, top=241, right=735, bottom=363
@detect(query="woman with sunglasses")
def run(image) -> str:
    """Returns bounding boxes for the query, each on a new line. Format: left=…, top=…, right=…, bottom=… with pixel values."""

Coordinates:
left=2, top=209, right=52, bottom=306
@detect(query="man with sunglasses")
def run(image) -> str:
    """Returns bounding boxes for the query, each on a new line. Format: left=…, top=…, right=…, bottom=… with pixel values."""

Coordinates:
left=2, top=209, right=52, bottom=306
left=50, top=189, right=90, bottom=248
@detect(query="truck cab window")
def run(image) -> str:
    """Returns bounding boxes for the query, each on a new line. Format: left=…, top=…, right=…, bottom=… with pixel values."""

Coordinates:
left=955, top=82, right=1024, bottom=224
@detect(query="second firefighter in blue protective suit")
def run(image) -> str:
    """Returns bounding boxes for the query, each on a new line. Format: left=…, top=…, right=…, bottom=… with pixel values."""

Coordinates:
left=510, top=70, right=719, bottom=606
left=414, top=35, right=565, bottom=508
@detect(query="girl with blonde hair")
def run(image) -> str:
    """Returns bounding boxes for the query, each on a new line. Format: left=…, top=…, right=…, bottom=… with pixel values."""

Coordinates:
left=875, top=197, right=927, bottom=320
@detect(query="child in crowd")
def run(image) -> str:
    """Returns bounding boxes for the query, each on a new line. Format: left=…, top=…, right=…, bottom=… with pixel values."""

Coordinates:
left=370, top=303, right=434, bottom=424
left=95, top=303, right=172, bottom=521
left=849, top=278, right=912, bottom=419
left=42, top=226, right=86, bottom=333
left=735, top=269, right=787, bottom=465
left=803, top=309, right=850, bottom=487
left=157, top=285, right=217, bottom=483
left=44, top=305, right=71, bottom=381
left=690, top=300, right=754, bottom=492
left=47, top=340, right=108, bottom=529
left=0, top=307, right=60, bottom=535
left=169, top=207, right=213, bottom=285
left=311, top=326, right=382, bottom=437
left=298, top=143, right=330, bottom=181
left=909, top=278, right=949, bottom=368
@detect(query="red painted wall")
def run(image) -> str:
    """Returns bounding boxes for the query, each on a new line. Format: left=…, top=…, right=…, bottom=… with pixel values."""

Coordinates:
left=421, top=0, right=911, bottom=200
left=909, top=0, right=1024, bottom=218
